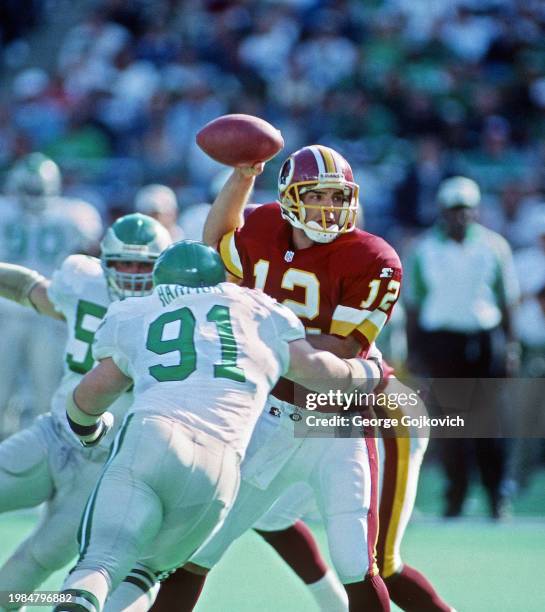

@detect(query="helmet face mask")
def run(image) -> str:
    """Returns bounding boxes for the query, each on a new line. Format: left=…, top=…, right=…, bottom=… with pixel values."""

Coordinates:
left=278, top=145, right=359, bottom=244
left=100, top=213, right=172, bottom=300
left=103, top=261, right=156, bottom=300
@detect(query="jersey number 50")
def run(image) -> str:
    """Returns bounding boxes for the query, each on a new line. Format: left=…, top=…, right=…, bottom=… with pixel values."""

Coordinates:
left=146, top=305, right=246, bottom=383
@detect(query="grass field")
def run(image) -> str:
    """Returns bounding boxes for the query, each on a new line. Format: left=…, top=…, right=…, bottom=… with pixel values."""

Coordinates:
left=1, top=465, right=544, bottom=612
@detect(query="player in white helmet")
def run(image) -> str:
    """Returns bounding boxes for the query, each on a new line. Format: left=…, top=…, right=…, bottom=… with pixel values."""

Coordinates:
left=0, top=153, right=103, bottom=436
left=0, top=213, right=171, bottom=610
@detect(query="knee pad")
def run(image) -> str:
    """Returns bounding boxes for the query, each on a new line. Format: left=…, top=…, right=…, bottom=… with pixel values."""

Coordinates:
left=0, top=539, right=52, bottom=595
left=30, top=532, right=77, bottom=573
left=0, top=427, right=48, bottom=476
left=326, top=513, right=371, bottom=584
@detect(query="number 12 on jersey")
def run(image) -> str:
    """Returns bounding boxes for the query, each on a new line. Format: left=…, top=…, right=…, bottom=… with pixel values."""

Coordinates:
left=146, top=305, right=246, bottom=383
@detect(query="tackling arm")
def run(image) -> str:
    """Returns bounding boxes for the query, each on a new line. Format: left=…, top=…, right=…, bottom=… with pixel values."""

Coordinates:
left=202, top=163, right=264, bottom=246
left=0, top=262, right=64, bottom=320
left=73, top=358, right=132, bottom=415
left=67, top=357, right=132, bottom=446
left=305, top=333, right=362, bottom=358
left=285, top=338, right=382, bottom=395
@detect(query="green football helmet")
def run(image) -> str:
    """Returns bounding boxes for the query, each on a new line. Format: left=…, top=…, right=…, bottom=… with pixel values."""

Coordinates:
left=5, top=153, right=61, bottom=211
left=153, top=240, right=226, bottom=288
left=100, top=213, right=172, bottom=300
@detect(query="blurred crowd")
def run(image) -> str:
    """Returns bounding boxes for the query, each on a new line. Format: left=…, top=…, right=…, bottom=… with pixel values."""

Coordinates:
left=0, top=0, right=545, bottom=507
left=0, top=0, right=543, bottom=235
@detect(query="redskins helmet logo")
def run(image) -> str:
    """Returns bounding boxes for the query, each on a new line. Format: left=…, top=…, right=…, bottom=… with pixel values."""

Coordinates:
left=278, top=157, right=295, bottom=193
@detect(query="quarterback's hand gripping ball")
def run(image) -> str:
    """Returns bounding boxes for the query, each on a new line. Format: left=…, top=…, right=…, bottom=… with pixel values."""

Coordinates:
left=196, top=114, right=284, bottom=167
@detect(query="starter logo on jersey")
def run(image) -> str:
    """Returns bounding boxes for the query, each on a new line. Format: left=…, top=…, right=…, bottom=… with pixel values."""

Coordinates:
left=379, top=267, right=394, bottom=278
left=284, top=250, right=295, bottom=262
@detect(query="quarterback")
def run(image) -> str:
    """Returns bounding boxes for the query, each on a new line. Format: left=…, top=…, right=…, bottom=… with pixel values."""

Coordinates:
left=0, top=213, right=171, bottom=609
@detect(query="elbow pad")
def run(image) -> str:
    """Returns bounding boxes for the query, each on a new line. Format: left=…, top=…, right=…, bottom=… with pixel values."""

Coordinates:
left=0, top=263, right=45, bottom=308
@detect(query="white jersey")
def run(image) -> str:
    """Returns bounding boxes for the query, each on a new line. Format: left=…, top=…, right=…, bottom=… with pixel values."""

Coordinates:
left=0, top=195, right=103, bottom=315
left=93, top=283, right=305, bottom=459
left=47, top=254, right=133, bottom=448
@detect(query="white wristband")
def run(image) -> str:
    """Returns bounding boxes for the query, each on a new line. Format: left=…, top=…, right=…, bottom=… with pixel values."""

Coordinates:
left=66, top=392, right=101, bottom=427
left=343, top=358, right=383, bottom=393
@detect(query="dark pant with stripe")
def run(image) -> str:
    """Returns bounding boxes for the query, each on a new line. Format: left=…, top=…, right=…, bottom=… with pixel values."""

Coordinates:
left=417, top=326, right=510, bottom=517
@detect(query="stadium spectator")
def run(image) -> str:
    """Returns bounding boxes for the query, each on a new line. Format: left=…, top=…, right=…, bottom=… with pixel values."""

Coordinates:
left=393, top=136, right=451, bottom=234
left=11, top=68, right=66, bottom=149
left=0, top=0, right=543, bottom=234
left=134, top=183, right=184, bottom=240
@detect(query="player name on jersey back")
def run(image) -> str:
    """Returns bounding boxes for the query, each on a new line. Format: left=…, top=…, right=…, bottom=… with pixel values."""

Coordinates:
left=155, top=284, right=224, bottom=307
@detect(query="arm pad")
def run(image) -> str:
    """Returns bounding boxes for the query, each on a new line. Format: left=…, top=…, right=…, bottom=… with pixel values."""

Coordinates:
left=0, top=263, right=45, bottom=308
left=343, top=357, right=383, bottom=394
left=66, top=392, right=112, bottom=447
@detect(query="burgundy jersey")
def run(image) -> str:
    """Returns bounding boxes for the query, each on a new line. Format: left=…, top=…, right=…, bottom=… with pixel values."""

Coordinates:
left=218, top=203, right=402, bottom=403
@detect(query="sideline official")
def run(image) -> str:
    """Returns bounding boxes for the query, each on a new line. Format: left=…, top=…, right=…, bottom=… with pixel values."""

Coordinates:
left=405, top=176, right=520, bottom=519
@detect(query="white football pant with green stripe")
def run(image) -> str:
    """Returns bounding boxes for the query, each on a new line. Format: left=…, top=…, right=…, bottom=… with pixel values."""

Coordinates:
left=0, top=312, right=65, bottom=434
left=0, top=414, right=107, bottom=607
left=60, top=413, right=239, bottom=612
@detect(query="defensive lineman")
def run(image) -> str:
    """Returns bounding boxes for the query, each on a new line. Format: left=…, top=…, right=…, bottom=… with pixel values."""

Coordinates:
left=0, top=213, right=171, bottom=609
left=53, top=240, right=382, bottom=612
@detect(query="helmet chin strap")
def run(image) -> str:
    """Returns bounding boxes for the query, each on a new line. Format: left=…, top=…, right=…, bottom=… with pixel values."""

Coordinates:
left=281, top=204, right=340, bottom=244
left=302, top=220, right=339, bottom=244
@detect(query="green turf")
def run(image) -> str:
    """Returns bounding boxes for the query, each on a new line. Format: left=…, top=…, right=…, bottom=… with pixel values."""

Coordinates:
left=415, top=462, right=545, bottom=518
left=1, top=466, right=544, bottom=611
left=1, top=511, right=544, bottom=611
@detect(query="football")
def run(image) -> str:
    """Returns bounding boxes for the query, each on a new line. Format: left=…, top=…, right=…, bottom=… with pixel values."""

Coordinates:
left=196, top=114, right=284, bottom=167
